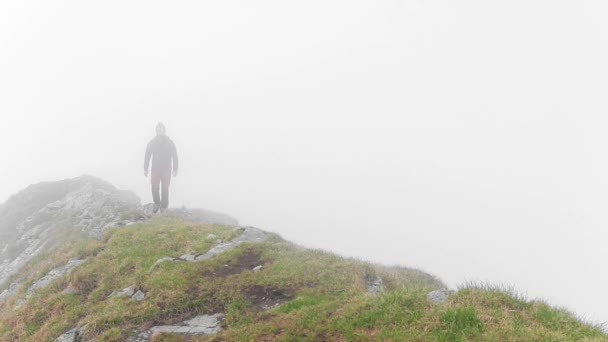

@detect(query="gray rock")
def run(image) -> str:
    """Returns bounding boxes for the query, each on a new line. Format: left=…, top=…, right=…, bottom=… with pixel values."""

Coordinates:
left=0, top=282, right=21, bottom=303
left=26, top=259, right=86, bottom=298
left=150, top=224, right=268, bottom=269
left=55, top=326, right=85, bottom=342
left=366, top=274, right=384, bottom=295
left=194, top=227, right=268, bottom=261
left=0, top=176, right=143, bottom=286
left=427, top=288, right=452, bottom=303
left=253, top=265, right=263, bottom=272
left=132, top=290, right=145, bottom=301
left=207, top=234, right=218, bottom=240
left=179, top=254, right=196, bottom=261
left=148, top=313, right=224, bottom=336
left=114, top=285, right=136, bottom=298
left=0, top=176, right=242, bottom=288
left=195, top=243, right=233, bottom=261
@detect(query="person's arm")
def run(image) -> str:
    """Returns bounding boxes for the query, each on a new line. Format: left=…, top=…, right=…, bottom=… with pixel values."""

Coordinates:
left=144, top=142, right=152, bottom=176
left=172, top=140, right=179, bottom=176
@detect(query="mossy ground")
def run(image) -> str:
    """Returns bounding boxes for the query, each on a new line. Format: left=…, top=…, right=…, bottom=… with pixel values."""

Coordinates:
left=0, top=217, right=605, bottom=341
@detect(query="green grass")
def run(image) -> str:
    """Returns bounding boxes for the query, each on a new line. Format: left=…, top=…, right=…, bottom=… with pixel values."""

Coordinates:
left=0, top=217, right=605, bottom=342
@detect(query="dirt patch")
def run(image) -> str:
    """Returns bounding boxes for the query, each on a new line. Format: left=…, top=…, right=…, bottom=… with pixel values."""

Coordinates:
left=153, top=292, right=224, bottom=326
left=241, top=285, right=297, bottom=310
left=203, top=249, right=264, bottom=278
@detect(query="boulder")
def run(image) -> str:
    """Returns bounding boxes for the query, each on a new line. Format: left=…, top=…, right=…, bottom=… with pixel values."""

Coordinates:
left=427, top=288, right=452, bottom=303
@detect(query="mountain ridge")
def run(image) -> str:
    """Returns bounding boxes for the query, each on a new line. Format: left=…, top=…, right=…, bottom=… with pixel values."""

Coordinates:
left=0, top=176, right=605, bottom=341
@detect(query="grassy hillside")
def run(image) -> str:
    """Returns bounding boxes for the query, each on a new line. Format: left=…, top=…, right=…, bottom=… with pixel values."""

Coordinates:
left=0, top=217, right=605, bottom=341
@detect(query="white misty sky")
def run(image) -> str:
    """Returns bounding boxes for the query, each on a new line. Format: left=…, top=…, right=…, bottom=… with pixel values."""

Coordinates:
left=1, top=0, right=607, bottom=327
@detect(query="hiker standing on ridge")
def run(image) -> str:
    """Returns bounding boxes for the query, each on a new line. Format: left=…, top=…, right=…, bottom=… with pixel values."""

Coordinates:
left=144, top=122, right=179, bottom=213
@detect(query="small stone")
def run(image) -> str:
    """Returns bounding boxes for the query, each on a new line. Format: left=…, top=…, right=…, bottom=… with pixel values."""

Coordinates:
left=115, top=285, right=136, bottom=298
left=54, top=326, right=86, bottom=342
left=179, top=254, right=196, bottom=261
left=0, top=282, right=21, bottom=303
left=147, top=314, right=224, bottom=336
left=195, top=254, right=213, bottom=261
left=366, top=274, right=384, bottom=295
left=132, top=290, right=145, bottom=301
left=253, top=265, right=263, bottom=272
left=26, top=259, right=86, bottom=298
left=427, top=289, right=452, bottom=303
left=207, top=234, right=218, bottom=239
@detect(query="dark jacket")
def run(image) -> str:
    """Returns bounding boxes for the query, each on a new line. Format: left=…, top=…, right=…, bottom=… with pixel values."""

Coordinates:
left=144, top=135, right=179, bottom=173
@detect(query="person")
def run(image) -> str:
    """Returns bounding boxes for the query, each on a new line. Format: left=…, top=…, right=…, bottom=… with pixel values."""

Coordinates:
left=144, top=122, right=179, bottom=213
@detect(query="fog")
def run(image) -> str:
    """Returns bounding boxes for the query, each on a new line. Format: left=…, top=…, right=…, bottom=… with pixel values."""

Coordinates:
left=1, top=0, right=607, bottom=326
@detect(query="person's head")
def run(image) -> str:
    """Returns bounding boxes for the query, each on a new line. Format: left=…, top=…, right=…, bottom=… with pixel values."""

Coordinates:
left=156, top=122, right=166, bottom=136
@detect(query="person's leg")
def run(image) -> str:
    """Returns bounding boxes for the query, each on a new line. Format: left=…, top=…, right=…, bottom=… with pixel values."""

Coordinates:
left=160, top=170, right=171, bottom=209
left=151, top=171, right=161, bottom=209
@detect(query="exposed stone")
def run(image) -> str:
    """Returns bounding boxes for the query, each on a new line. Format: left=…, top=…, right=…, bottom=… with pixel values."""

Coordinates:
left=0, top=175, right=239, bottom=288
left=366, top=274, right=384, bottom=295
left=195, top=227, right=268, bottom=261
left=108, top=285, right=145, bottom=301
left=195, top=243, right=233, bottom=261
left=150, top=313, right=224, bottom=336
left=141, top=203, right=158, bottom=216
left=151, top=227, right=266, bottom=270
left=132, top=290, right=145, bottom=301
left=113, top=285, right=136, bottom=298
left=179, top=253, right=196, bottom=261
left=0, top=176, right=142, bottom=286
left=55, top=325, right=86, bottom=342
left=0, top=282, right=21, bottom=303
left=427, top=288, right=452, bottom=303
left=253, top=265, right=263, bottom=272
left=129, top=313, right=224, bottom=341
left=207, top=234, right=218, bottom=240
left=25, top=259, right=86, bottom=299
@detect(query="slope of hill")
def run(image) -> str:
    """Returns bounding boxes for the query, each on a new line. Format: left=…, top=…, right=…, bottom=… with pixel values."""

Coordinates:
left=0, top=175, right=237, bottom=288
left=0, top=177, right=605, bottom=341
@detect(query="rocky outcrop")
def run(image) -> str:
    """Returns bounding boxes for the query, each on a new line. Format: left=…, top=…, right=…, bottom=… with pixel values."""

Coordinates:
left=0, top=176, right=143, bottom=286
left=366, top=274, right=384, bottom=295
left=427, top=288, right=453, bottom=303
left=55, top=326, right=86, bottom=342
left=0, top=175, right=239, bottom=289
left=130, top=314, right=224, bottom=341
left=26, top=259, right=86, bottom=298
left=0, top=282, right=20, bottom=303
left=108, top=285, right=146, bottom=302
left=149, top=226, right=268, bottom=270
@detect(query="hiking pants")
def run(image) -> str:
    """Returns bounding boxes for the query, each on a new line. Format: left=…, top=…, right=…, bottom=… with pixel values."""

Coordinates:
left=151, top=169, right=171, bottom=209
